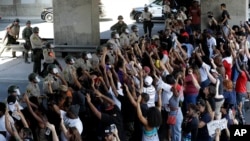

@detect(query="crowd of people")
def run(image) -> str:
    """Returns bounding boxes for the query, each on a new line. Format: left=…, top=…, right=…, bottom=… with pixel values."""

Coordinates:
left=1, top=0, right=250, bottom=141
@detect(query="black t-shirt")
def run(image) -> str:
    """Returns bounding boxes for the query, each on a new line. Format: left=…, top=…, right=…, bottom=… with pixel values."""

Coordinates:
left=221, top=10, right=230, bottom=25
left=101, top=105, right=124, bottom=140
left=182, top=116, right=199, bottom=141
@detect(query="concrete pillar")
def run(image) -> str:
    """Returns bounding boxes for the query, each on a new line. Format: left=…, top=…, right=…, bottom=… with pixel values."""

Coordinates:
left=52, top=0, right=100, bottom=46
left=201, top=0, right=248, bottom=30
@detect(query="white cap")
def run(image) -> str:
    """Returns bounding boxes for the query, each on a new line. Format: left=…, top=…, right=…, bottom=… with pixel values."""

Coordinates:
left=144, top=76, right=153, bottom=86
left=152, top=35, right=159, bottom=40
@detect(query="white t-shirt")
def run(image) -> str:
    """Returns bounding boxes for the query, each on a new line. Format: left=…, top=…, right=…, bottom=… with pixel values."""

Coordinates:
left=143, top=85, right=156, bottom=108
left=60, top=110, right=83, bottom=141
left=200, top=62, right=211, bottom=82
left=155, top=77, right=173, bottom=111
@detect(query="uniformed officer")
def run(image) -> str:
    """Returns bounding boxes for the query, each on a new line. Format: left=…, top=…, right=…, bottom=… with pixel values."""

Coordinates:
left=110, top=15, right=128, bottom=35
left=90, top=46, right=103, bottom=69
left=30, top=27, right=44, bottom=76
left=129, top=25, right=140, bottom=45
left=74, top=52, right=93, bottom=71
left=7, top=85, right=21, bottom=97
left=43, top=64, right=67, bottom=94
left=4, top=18, right=20, bottom=58
left=63, top=55, right=82, bottom=90
left=107, top=31, right=121, bottom=51
left=22, top=20, right=33, bottom=63
left=26, top=73, right=41, bottom=97
left=142, top=7, right=153, bottom=38
left=119, top=26, right=130, bottom=49
left=41, top=42, right=62, bottom=77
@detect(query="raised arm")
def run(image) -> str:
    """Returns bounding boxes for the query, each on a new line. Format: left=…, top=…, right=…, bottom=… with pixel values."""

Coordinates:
left=136, top=95, right=148, bottom=126
left=86, top=94, right=102, bottom=119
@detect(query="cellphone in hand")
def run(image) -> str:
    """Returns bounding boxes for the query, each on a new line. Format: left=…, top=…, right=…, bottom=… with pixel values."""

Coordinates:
left=45, top=127, right=51, bottom=135
left=110, top=124, right=116, bottom=132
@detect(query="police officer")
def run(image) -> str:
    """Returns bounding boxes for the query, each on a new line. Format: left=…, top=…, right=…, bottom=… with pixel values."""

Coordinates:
left=41, top=42, right=62, bottom=77
left=142, top=7, right=153, bottom=38
left=110, top=15, right=128, bottom=35
left=119, top=26, right=130, bottom=49
left=26, top=73, right=41, bottom=97
left=74, top=52, right=93, bottom=71
left=63, top=55, right=82, bottom=90
left=129, top=25, right=140, bottom=45
left=107, top=31, right=121, bottom=51
left=43, top=64, right=67, bottom=94
left=22, top=20, right=33, bottom=63
left=30, top=27, right=44, bottom=76
left=8, top=85, right=21, bottom=97
left=4, top=18, right=20, bottom=58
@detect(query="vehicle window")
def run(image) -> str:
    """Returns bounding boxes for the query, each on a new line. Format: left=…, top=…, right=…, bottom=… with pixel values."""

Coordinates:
left=152, top=0, right=163, bottom=6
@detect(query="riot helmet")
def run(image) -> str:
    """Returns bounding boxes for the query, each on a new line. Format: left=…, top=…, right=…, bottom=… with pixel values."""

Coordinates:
left=131, top=25, right=139, bottom=32
left=111, top=31, right=119, bottom=39
left=32, top=27, right=39, bottom=33
left=47, top=64, right=58, bottom=74
left=28, top=73, right=40, bottom=83
left=8, top=85, right=21, bottom=95
left=65, top=55, right=75, bottom=64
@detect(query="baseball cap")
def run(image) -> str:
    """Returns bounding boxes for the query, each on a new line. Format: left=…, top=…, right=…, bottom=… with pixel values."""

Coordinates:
left=152, top=35, right=159, bottom=40
left=68, top=104, right=80, bottom=117
left=143, top=66, right=151, bottom=74
left=144, top=76, right=153, bottom=86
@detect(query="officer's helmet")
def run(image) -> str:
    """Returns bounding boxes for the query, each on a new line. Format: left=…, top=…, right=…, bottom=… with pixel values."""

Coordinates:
left=47, top=64, right=56, bottom=72
left=65, top=55, right=75, bottom=64
left=8, top=85, right=20, bottom=95
left=14, top=18, right=20, bottom=23
left=28, top=73, right=38, bottom=81
left=131, top=25, right=138, bottom=31
left=111, top=31, right=119, bottom=39
left=121, top=26, right=129, bottom=33
left=32, top=27, right=39, bottom=33
left=118, top=15, right=123, bottom=20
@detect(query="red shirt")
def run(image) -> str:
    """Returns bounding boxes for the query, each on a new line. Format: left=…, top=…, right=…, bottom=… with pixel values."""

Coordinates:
left=184, top=74, right=199, bottom=95
left=223, top=60, right=232, bottom=79
left=236, top=71, right=247, bottom=93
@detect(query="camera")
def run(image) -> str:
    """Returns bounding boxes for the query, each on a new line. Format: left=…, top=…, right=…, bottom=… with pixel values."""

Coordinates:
left=45, top=127, right=51, bottom=135
left=110, top=124, right=116, bottom=132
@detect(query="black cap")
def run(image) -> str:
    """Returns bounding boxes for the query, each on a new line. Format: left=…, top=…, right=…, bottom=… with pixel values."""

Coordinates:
left=68, top=104, right=80, bottom=117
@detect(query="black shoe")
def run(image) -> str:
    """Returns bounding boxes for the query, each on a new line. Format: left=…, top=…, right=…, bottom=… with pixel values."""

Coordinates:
left=25, top=61, right=31, bottom=64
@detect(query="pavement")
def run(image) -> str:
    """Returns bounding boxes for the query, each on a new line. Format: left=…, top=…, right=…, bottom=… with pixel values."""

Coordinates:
left=0, top=50, right=66, bottom=82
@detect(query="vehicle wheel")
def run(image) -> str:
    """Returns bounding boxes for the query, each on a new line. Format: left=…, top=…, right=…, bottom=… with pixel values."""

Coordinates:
left=45, top=13, right=53, bottom=22
left=135, top=13, right=142, bottom=23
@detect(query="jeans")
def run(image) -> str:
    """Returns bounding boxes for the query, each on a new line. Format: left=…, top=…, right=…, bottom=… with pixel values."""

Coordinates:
left=236, top=92, right=247, bottom=116
left=170, top=107, right=183, bottom=141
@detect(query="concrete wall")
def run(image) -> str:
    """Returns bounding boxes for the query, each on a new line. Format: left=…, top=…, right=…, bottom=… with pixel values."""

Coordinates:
left=53, top=0, right=100, bottom=46
left=0, top=0, right=51, bottom=16
left=201, top=0, right=248, bottom=30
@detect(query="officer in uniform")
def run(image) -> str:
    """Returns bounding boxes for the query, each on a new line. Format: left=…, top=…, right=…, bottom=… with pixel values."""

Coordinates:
left=26, top=73, right=41, bottom=97
left=7, top=85, right=21, bottom=97
left=90, top=46, right=103, bottom=69
left=30, top=27, right=44, bottom=76
left=4, top=18, right=20, bottom=58
left=107, top=31, right=121, bottom=51
left=119, top=26, right=130, bottom=50
left=63, top=55, right=82, bottom=90
left=129, top=25, right=140, bottom=45
left=22, top=20, right=33, bottom=63
left=43, top=64, right=67, bottom=94
left=110, top=15, right=128, bottom=35
left=41, top=43, right=62, bottom=77
left=74, top=52, right=93, bottom=71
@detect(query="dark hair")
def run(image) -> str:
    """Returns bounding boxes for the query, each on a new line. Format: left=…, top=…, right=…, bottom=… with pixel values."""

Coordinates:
left=141, top=93, right=150, bottom=102
left=208, top=84, right=216, bottom=97
left=147, top=107, right=162, bottom=127
left=0, top=102, right=6, bottom=114
left=221, top=3, right=226, bottom=8
left=68, top=127, right=82, bottom=141
left=165, top=74, right=175, bottom=85
left=188, top=103, right=199, bottom=112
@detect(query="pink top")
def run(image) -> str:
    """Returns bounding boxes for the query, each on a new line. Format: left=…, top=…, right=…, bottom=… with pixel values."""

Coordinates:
left=184, top=74, right=199, bottom=95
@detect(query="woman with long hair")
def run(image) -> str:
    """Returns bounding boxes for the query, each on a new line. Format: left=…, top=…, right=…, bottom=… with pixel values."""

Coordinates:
left=60, top=118, right=82, bottom=141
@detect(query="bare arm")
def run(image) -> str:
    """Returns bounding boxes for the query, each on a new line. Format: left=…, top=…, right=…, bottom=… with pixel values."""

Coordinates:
left=136, top=95, right=148, bottom=126
left=86, top=94, right=102, bottom=119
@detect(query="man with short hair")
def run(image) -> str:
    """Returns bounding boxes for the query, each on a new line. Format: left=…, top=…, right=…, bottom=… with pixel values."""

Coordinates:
left=4, top=18, right=20, bottom=58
